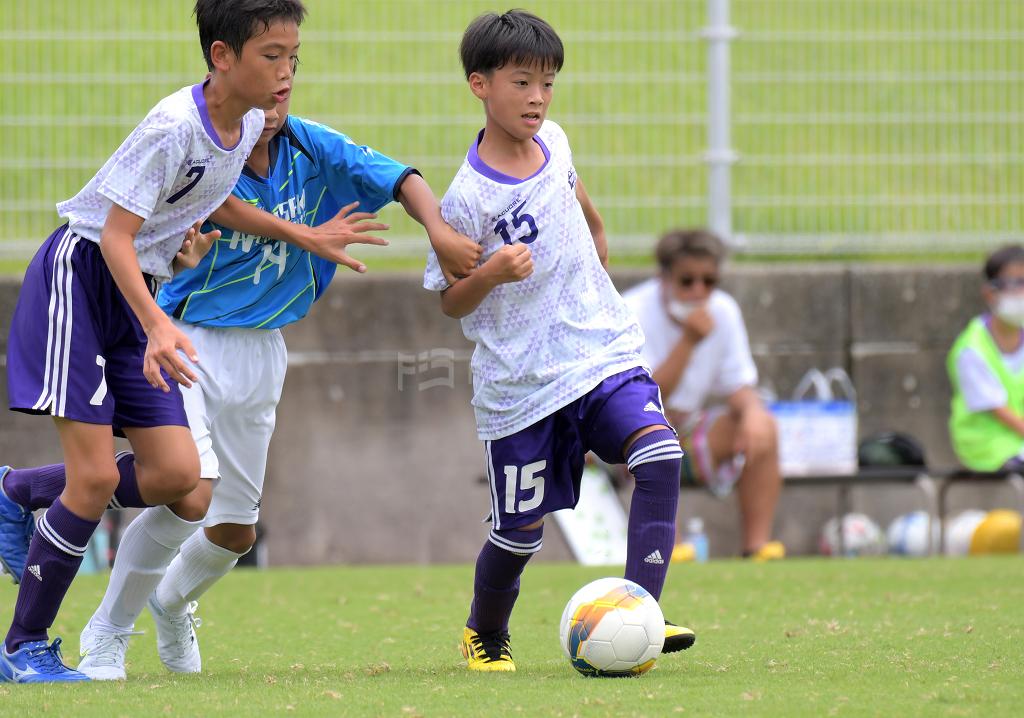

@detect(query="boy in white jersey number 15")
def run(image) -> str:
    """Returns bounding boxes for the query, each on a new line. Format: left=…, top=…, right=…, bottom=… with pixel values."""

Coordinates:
left=0, top=0, right=307, bottom=683
left=423, top=10, right=697, bottom=671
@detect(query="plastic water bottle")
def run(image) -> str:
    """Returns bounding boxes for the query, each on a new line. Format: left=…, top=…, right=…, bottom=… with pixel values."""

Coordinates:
left=685, top=517, right=709, bottom=563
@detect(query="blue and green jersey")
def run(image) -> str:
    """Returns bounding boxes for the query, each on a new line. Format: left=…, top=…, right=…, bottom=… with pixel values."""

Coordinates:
left=159, top=115, right=414, bottom=328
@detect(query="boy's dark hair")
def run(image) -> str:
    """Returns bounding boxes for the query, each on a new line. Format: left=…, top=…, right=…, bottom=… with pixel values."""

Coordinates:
left=984, top=245, right=1024, bottom=281
left=460, top=9, right=564, bottom=79
left=194, top=0, right=307, bottom=71
left=656, top=228, right=728, bottom=270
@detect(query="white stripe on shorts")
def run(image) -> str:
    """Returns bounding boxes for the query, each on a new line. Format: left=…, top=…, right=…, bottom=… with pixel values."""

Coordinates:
left=33, top=230, right=80, bottom=415
left=32, top=228, right=76, bottom=411
left=485, top=440, right=501, bottom=531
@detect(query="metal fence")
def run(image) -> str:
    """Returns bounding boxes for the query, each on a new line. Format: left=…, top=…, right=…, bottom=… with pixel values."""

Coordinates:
left=0, top=0, right=1019, bottom=261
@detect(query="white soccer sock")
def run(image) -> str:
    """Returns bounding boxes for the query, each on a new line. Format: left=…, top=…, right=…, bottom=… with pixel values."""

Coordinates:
left=155, top=531, right=246, bottom=615
left=91, top=505, right=202, bottom=632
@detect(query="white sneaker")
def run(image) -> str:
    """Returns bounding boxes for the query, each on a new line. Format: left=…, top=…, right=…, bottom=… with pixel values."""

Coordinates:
left=78, top=619, right=141, bottom=681
left=147, top=595, right=202, bottom=673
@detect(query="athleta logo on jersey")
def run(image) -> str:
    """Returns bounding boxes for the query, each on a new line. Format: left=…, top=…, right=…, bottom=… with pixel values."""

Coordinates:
left=567, top=167, right=577, bottom=189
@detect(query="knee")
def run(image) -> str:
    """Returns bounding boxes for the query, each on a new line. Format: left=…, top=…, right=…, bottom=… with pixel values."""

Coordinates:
left=75, top=465, right=121, bottom=501
left=169, top=481, right=213, bottom=522
left=150, top=456, right=202, bottom=503
left=205, top=524, right=256, bottom=555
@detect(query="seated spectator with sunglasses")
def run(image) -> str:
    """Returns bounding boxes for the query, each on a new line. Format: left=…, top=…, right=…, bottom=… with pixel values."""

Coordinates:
left=949, top=245, right=1024, bottom=472
left=623, top=228, right=784, bottom=560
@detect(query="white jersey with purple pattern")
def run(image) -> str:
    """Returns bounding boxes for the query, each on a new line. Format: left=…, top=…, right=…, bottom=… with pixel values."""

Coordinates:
left=424, top=120, right=646, bottom=440
left=57, top=83, right=264, bottom=282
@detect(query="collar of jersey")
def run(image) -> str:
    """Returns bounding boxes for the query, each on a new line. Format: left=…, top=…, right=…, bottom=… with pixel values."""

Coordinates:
left=191, top=81, right=246, bottom=152
left=468, top=128, right=550, bottom=185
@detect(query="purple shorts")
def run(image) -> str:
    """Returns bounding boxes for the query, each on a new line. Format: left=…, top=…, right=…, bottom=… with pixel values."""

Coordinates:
left=484, top=366, right=672, bottom=530
left=6, top=224, right=188, bottom=430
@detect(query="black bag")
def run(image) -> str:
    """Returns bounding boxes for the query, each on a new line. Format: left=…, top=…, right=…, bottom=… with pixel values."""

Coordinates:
left=857, top=431, right=927, bottom=469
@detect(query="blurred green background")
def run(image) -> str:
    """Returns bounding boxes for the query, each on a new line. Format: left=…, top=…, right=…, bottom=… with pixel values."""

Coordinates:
left=0, top=0, right=1020, bottom=272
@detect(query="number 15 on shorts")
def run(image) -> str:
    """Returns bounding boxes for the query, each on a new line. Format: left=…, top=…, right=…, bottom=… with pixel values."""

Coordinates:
left=504, top=460, right=546, bottom=514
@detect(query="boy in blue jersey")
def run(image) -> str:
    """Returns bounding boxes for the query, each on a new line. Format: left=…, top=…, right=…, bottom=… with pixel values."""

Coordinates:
left=0, top=0, right=307, bottom=683
left=423, top=10, right=695, bottom=671
left=0, top=84, right=479, bottom=681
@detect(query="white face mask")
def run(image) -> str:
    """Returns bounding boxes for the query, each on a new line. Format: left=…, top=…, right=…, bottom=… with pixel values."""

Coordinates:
left=996, top=294, right=1024, bottom=327
left=666, top=298, right=700, bottom=322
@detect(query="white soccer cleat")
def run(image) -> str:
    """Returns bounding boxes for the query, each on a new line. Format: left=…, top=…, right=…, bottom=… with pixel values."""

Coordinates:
left=78, top=618, right=141, bottom=681
left=147, top=595, right=202, bottom=674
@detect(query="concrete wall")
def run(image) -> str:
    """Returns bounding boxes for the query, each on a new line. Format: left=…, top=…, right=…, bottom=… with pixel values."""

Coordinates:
left=1, top=265, right=1016, bottom=563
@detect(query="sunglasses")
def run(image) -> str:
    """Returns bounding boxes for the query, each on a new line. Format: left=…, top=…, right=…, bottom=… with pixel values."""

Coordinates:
left=990, top=277, right=1024, bottom=290
left=677, top=274, right=718, bottom=289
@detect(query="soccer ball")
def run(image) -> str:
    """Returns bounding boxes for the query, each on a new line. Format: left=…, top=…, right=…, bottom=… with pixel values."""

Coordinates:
left=819, top=513, right=886, bottom=557
left=944, top=509, right=987, bottom=556
left=886, top=511, right=939, bottom=557
left=559, top=577, right=665, bottom=677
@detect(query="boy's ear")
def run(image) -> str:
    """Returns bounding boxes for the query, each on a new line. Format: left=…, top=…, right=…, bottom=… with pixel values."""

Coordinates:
left=468, top=72, right=489, bottom=100
left=209, top=40, right=235, bottom=72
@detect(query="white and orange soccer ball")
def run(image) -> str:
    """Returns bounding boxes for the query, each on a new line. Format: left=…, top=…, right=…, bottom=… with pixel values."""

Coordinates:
left=559, top=577, right=665, bottom=677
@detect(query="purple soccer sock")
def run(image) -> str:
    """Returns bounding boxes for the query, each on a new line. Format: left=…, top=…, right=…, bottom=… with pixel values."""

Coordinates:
left=0, top=452, right=149, bottom=512
left=467, top=526, right=542, bottom=634
left=107, top=452, right=150, bottom=509
left=623, top=429, right=683, bottom=601
left=1, top=464, right=66, bottom=511
left=5, top=498, right=99, bottom=651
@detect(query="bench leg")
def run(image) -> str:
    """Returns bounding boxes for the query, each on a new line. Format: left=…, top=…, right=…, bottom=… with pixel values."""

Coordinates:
left=913, top=475, right=940, bottom=556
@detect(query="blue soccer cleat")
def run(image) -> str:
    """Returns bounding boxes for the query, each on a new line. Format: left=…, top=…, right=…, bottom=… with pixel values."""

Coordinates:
left=0, top=638, right=91, bottom=683
left=0, top=467, right=36, bottom=584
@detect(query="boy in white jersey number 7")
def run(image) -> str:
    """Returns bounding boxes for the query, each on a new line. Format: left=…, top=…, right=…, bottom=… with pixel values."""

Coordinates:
left=0, top=57, right=480, bottom=681
left=0, top=0, right=307, bottom=683
left=423, top=10, right=696, bottom=671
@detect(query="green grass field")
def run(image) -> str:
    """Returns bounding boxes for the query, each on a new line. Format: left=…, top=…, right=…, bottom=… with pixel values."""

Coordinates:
left=1, top=0, right=1020, bottom=268
left=1, top=558, right=1021, bottom=716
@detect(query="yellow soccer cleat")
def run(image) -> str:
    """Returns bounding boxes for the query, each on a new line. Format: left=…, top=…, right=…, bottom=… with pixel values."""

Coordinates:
left=663, top=622, right=697, bottom=653
left=748, top=541, right=786, bottom=562
left=460, top=627, right=516, bottom=672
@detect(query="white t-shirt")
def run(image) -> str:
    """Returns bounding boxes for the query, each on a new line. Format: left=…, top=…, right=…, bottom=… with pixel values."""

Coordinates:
left=424, top=120, right=645, bottom=440
left=955, top=337, right=1024, bottom=412
left=623, top=278, right=757, bottom=414
left=57, top=83, right=264, bottom=282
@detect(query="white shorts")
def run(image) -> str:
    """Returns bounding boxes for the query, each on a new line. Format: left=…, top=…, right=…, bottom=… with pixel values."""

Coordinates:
left=175, top=320, right=287, bottom=527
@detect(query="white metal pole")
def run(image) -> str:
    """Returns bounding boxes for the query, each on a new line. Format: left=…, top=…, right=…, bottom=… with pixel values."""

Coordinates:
left=704, top=0, right=738, bottom=242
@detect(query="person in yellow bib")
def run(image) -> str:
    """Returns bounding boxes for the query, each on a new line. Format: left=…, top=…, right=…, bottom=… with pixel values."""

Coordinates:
left=948, top=245, right=1024, bottom=472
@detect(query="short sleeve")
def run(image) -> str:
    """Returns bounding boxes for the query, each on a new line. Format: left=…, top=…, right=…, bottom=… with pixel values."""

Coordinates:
left=956, top=347, right=1009, bottom=412
left=710, top=297, right=758, bottom=394
left=303, top=120, right=412, bottom=213
left=97, top=129, right=185, bottom=220
left=423, top=187, right=481, bottom=292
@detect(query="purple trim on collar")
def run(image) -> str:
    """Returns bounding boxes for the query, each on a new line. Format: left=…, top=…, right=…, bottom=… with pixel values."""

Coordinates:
left=467, top=129, right=550, bottom=185
left=191, top=83, right=245, bottom=151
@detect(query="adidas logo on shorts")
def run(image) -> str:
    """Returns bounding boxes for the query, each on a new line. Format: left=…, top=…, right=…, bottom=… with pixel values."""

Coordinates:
left=643, top=550, right=665, bottom=565
left=643, top=401, right=660, bottom=413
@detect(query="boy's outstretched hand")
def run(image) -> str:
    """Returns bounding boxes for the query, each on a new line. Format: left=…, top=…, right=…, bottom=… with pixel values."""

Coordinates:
left=304, top=201, right=391, bottom=273
left=486, top=244, right=534, bottom=285
left=431, top=224, right=483, bottom=285
left=174, top=221, right=221, bottom=272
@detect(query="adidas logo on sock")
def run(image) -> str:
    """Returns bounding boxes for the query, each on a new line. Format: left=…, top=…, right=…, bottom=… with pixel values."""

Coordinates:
left=643, top=401, right=660, bottom=413
left=643, top=550, right=664, bottom=565
left=27, top=564, right=42, bottom=581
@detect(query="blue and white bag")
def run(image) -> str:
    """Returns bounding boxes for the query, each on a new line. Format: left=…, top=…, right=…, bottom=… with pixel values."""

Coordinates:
left=769, top=368, right=858, bottom=476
